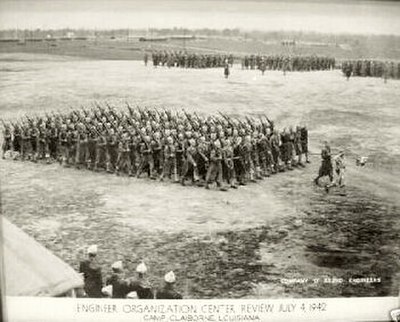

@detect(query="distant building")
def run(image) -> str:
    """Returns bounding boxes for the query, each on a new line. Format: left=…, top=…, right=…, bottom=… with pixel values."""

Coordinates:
left=139, top=36, right=168, bottom=42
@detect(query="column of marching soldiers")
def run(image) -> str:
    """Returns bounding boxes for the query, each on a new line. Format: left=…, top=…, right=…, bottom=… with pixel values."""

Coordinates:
left=1, top=102, right=309, bottom=191
left=341, top=59, right=400, bottom=80
left=147, top=51, right=400, bottom=80
left=145, top=50, right=336, bottom=72
left=240, top=54, right=335, bottom=72
left=147, top=50, right=234, bottom=68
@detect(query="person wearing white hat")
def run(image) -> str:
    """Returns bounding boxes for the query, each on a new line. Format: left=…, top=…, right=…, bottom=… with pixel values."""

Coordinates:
left=79, top=245, right=103, bottom=298
left=129, top=262, right=154, bottom=299
left=105, top=261, right=131, bottom=299
left=156, top=271, right=183, bottom=299
left=136, top=262, right=147, bottom=274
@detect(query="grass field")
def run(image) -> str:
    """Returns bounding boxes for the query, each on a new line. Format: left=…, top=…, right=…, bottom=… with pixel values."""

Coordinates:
left=1, top=53, right=400, bottom=298
left=1, top=32, right=400, bottom=62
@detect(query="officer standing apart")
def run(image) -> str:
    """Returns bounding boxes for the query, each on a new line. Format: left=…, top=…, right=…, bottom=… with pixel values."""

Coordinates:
left=314, top=141, right=333, bottom=187
left=224, top=59, right=230, bottom=79
left=326, top=150, right=346, bottom=192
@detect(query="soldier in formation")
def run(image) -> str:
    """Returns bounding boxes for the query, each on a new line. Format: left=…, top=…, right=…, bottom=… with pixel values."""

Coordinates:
left=241, top=54, right=335, bottom=72
left=341, top=60, right=400, bottom=81
left=1, top=103, right=309, bottom=191
left=150, top=50, right=233, bottom=69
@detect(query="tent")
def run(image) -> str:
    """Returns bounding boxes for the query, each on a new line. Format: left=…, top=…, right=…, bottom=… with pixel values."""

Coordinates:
left=1, top=217, right=83, bottom=297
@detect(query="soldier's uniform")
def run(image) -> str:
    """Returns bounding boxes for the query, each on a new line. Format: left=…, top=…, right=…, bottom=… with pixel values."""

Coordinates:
left=21, top=126, right=32, bottom=160
left=79, top=248, right=103, bottom=299
left=270, top=131, right=282, bottom=173
left=106, top=133, right=118, bottom=173
left=196, top=139, right=209, bottom=182
left=68, top=130, right=78, bottom=166
left=181, top=141, right=199, bottom=185
left=156, top=285, right=183, bottom=299
left=328, top=152, right=345, bottom=188
left=94, top=133, right=107, bottom=171
left=161, top=138, right=178, bottom=182
left=129, top=278, right=154, bottom=299
left=37, top=126, right=49, bottom=162
left=13, top=126, right=22, bottom=159
left=136, top=139, right=155, bottom=179
left=222, top=142, right=237, bottom=188
left=86, top=130, right=97, bottom=170
left=233, top=137, right=246, bottom=185
left=116, top=137, right=132, bottom=176
left=48, top=126, right=58, bottom=160
left=314, top=143, right=333, bottom=185
left=156, top=271, right=182, bottom=299
left=30, top=126, right=38, bottom=161
left=58, top=128, right=69, bottom=166
left=1, top=126, right=12, bottom=159
left=76, top=130, right=88, bottom=169
left=105, top=273, right=130, bottom=299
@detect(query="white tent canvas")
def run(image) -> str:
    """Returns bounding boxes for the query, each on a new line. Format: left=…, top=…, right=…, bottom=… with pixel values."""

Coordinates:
left=1, top=217, right=83, bottom=297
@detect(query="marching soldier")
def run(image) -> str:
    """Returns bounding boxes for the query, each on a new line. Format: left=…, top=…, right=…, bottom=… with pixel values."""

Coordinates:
left=12, top=124, right=22, bottom=160
left=160, top=136, right=178, bottom=182
left=21, top=124, right=32, bottom=161
left=1, top=123, right=12, bottom=159
left=137, top=135, right=156, bottom=179
left=116, top=133, right=132, bottom=176
left=314, top=141, right=333, bottom=186
left=106, top=128, right=118, bottom=173
left=205, top=139, right=227, bottom=191
left=181, top=138, right=200, bottom=186
left=222, top=138, right=237, bottom=189
left=94, top=130, right=107, bottom=171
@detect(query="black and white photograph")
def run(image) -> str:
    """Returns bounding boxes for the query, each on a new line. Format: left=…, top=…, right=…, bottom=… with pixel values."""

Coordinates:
left=0, top=0, right=400, bottom=320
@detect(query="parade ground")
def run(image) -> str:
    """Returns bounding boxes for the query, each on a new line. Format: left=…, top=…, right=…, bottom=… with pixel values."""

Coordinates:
left=1, top=53, right=400, bottom=298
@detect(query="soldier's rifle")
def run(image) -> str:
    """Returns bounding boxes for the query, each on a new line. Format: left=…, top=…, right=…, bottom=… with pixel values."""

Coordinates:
left=126, top=102, right=135, bottom=118
left=135, top=105, right=145, bottom=120
left=94, top=102, right=106, bottom=117
left=25, top=115, right=34, bottom=125
left=245, top=116, right=255, bottom=131
left=80, top=106, right=90, bottom=117
left=0, top=119, right=10, bottom=130
left=218, top=111, right=235, bottom=128
left=182, top=109, right=195, bottom=127
left=79, top=115, right=101, bottom=137
left=234, top=117, right=245, bottom=128
left=193, top=111, right=203, bottom=124
left=105, top=102, right=119, bottom=119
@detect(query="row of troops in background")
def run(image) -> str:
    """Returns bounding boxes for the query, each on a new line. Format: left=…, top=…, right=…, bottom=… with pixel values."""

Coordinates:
left=342, top=59, right=400, bottom=81
left=1, top=103, right=309, bottom=190
left=146, top=51, right=234, bottom=69
left=241, top=54, right=336, bottom=73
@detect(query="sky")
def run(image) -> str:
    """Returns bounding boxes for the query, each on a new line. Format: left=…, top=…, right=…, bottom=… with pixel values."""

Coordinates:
left=0, top=0, right=400, bottom=35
